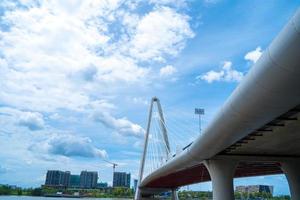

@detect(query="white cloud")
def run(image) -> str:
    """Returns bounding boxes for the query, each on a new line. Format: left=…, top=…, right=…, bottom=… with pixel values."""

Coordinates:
left=199, top=61, right=244, bottom=83
left=89, top=100, right=145, bottom=138
left=149, top=0, right=187, bottom=8
left=133, top=140, right=144, bottom=149
left=121, top=12, right=140, bottom=33
left=93, top=111, right=145, bottom=138
left=199, top=70, right=224, bottom=83
left=17, top=111, right=45, bottom=131
left=0, top=1, right=193, bottom=113
left=49, top=113, right=61, bottom=120
left=29, top=134, right=107, bottom=158
left=159, top=65, right=177, bottom=77
left=0, top=107, right=44, bottom=131
left=0, top=0, right=194, bottom=186
left=133, top=97, right=149, bottom=106
left=88, top=100, right=116, bottom=113
left=129, top=6, right=194, bottom=61
left=244, top=46, right=263, bottom=63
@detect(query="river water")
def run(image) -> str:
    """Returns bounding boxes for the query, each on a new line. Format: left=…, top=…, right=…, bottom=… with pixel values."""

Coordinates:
left=0, top=196, right=131, bottom=200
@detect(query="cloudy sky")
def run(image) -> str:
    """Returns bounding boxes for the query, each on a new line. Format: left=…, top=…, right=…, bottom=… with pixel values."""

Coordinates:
left=0, top=0, right=299, bottom=196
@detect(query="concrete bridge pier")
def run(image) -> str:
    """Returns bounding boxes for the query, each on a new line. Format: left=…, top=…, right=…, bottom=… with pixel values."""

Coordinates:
left=281, top=160, right=300, bottom=200
left=171, top=189, right=179, bottom=200
left=204, top=159, right=237, bottom=200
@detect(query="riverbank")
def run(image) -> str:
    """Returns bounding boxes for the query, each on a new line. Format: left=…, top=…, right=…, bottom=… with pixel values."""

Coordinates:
left=0, top=196, right=131, bottom=200
left=0, top=185, right=134, bottom=198
left=0, top=185, right=291, bottom=200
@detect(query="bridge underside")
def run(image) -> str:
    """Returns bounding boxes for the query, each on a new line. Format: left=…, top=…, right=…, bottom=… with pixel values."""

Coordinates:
left=142, top=106, right=300, bottom=189
left=137, top=8, right=300, bottom=199
left=143, top=161, right=282, bottom=188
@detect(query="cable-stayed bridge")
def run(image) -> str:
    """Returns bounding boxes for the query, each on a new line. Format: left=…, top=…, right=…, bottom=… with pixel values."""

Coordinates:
left=135, top=8, right=300, bottom=200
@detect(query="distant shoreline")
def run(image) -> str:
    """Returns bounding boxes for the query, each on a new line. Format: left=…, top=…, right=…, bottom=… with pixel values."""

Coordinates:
left=0, top=195, right=133, bottom=199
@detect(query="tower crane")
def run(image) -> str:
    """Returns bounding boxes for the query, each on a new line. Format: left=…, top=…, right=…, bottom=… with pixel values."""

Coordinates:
left=103, top=160, right=118, bottom=173
left=103, top=160, right=118, bottom=187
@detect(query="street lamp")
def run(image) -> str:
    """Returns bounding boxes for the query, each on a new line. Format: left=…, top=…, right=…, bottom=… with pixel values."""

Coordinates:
left=195, top=108, right=205, bottom=134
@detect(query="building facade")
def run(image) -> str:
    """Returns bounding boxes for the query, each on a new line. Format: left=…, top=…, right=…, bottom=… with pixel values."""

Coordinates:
left=70, top=175, right=80, bottom=188
left=80, top=171, right=98, bottom=189
left=133, top=179, right=138, bottom=192
left=113, top=172, right=130, bottom=188
left=45, top=170, right=70, bottom=187
left=236, top=185, right=274, bottom=195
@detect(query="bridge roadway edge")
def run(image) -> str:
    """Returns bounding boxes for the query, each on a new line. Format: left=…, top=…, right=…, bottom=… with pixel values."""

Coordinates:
left=136, top=7, right=300, bottom=200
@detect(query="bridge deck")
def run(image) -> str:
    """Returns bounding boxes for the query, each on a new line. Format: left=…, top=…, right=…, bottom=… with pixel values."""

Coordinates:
left=138, top=8, right=300, bottom=196
left=145, top=162, right=282, bottom=188
left=143, top=107, right=299, bottom=189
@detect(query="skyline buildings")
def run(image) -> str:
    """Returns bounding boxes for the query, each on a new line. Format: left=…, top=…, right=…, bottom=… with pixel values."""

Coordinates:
left=45, top=170, right=70, bottom=188
left=70, top=175, right=80, bottom=188
left=79, top=171, right=98, bottom=189
left=236, top=185, right=274, bottom=195
left=44, top=170, right=133, bottom=189
left=113, top=172, right=131, bottom=188
left=45, top=170, right=100, bottom=189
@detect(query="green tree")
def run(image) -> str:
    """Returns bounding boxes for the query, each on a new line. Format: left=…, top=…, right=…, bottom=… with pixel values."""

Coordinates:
left=0, top=185, right=11, bottom=195
left=17, top=189, right=22, bottom=195
left=31, top=188, right=42, bottom=196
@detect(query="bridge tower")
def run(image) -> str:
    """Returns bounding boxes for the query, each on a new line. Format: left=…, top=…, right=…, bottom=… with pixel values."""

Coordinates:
left=135, top=97, right=172, bottom=200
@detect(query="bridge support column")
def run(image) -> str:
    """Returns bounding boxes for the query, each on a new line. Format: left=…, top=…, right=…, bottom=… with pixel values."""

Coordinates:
left=204, top=159, right=237, bottom=200
left=134, top=189, right=141, bottom=200
left=171, top=189, right=179, bottom=200
left=281, top=160, right=300, bottom=200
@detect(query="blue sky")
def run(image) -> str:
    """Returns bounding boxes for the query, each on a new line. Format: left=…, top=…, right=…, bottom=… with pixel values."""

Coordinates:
left=0, top=0, right=299, bottom=196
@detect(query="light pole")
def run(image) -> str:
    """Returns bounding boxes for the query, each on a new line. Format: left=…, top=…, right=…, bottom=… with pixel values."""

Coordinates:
left=185, top=108, right=204, bottom=192
left=195, top=108, right=205, bottom=134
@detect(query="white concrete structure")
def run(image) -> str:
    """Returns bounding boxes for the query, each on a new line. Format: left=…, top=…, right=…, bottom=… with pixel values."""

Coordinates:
left=204, top=160, right=237, bottom=200
left=171, top=189, right=179, bottom=200
left=281, top=161, right=300, bottom=200
left=136, top=8, right=300, bottom=200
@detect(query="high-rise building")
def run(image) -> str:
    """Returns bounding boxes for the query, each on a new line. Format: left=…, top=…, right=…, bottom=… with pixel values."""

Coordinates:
left=80, top=171, right=98, bottom=189
left=45, top=170, right=70, bottom=187
left=236, top=185, right=274, bottom=195
left=126, top=173, right=130, bottom=188
left=70, top=175, right=80, bottom=188
left=113, top=172, right=131, bottom=188
left=133, top=179, right=138, bottom=192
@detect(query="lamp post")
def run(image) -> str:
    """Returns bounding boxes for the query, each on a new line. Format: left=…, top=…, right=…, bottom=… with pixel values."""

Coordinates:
left=195, top=108, right=204, bottom=134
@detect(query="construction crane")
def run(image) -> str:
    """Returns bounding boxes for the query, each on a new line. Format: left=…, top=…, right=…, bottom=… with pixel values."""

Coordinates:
left=103, top=160, right=118, bottom=187
left=103, top=160, right=118, bottom=173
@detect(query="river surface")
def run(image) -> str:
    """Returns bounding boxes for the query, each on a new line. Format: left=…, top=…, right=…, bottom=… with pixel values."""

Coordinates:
left=0, top=196, right=131, bottom=200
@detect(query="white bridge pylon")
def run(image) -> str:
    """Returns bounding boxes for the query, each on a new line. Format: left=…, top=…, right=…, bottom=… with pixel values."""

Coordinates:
left=135, top=97, right=172, bottom=200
